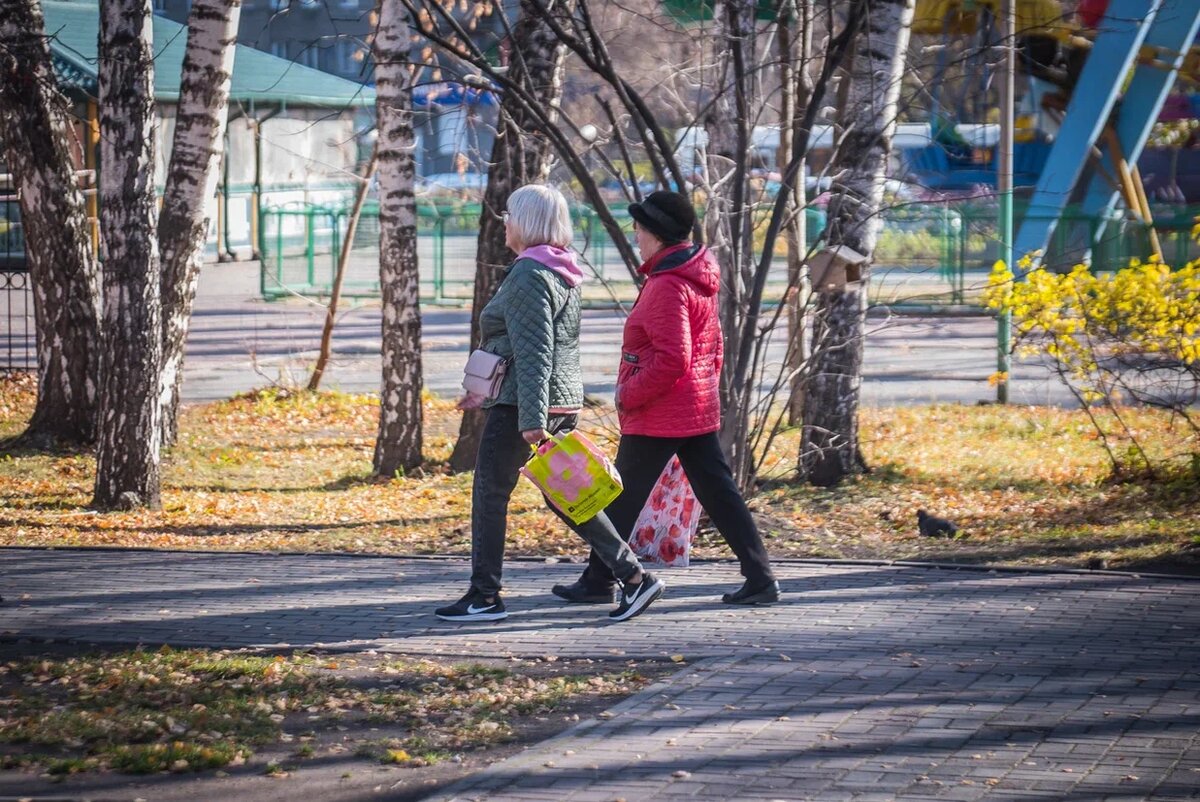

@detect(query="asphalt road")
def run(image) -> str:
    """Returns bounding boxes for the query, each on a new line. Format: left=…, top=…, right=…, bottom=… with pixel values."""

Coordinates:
left=182, top=260, right=1073, bottom=407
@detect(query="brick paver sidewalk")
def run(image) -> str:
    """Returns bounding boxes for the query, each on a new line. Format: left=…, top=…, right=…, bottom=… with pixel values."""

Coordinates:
left=2, top=548, right=1199, bottom=800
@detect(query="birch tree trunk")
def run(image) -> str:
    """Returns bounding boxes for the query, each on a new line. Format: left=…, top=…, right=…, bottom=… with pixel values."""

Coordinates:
left=800, top=0, right=914, bottom=487
left=448, top=0, right=572, bottom=472
left=0, top=0, right=101, bottom=446
left=93, top=0, right=163, bottom=510
left=372, top=0, right=423, bottom=476
left=158, top=0, right=241, bottom=447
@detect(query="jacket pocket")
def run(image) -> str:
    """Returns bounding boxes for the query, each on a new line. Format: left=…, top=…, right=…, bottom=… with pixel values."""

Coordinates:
left=617, top=351, right=642, bottom=382
left=616, top=352, right=643, bottom=405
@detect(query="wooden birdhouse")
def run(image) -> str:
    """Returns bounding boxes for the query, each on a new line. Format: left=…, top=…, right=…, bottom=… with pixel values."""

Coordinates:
left=808, top=245, right=870, bottom=290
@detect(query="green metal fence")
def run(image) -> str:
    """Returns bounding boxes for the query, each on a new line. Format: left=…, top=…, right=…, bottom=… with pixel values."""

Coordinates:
left=259, top=199, right=1200, bottom=309
left=871, top=206, right=966, bottom=304
left=261, top=200, right=538, bottom=302
left=870, top=203, right=1200, bottom=308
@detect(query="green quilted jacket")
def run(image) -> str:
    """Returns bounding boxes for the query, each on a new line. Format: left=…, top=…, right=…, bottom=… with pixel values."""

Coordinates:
left=478, top=256, right=583, bottom=432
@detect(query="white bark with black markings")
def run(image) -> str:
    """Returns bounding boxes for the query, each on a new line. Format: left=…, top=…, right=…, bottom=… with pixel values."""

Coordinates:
left=800, top=0, right=914, bottom=487
left=93, top=0, right=163, bottom=510
left=158, top=0, right=241, bottom=447
left=0, top=0, right=101, bottom=445
left=372, top=0, right=424, bottom=476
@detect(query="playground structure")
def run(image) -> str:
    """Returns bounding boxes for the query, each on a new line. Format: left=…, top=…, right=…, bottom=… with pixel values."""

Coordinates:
left=904, top=0, right=1200, bottom=268
left=1014, top=0, right=1200, bottom=265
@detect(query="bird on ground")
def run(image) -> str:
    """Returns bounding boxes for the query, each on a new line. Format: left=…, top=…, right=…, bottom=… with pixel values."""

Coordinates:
left=917, top=509, right=958, bottom=537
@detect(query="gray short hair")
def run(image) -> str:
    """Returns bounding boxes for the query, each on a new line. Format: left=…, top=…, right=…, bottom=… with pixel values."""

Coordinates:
left=506, top=184, right=573, bottom=249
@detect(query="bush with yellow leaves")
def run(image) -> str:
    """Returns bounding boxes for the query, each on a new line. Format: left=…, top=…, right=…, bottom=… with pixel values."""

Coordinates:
left=985, top=255, right=1200, bottom=480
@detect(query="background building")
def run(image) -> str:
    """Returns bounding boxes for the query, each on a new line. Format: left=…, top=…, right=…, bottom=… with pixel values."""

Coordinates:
left=152, top=0, right=506, bottom=179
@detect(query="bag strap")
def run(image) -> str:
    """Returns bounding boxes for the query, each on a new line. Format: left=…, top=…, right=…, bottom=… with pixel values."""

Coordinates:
left=527, top=431, right=564, bottom=456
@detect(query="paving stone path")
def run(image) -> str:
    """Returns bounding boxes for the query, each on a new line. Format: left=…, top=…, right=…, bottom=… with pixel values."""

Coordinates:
left=2, top=548, right=1199, bottom=801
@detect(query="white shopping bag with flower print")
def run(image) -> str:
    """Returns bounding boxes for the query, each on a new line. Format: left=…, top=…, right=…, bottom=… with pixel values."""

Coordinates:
left=628, top=456, right=700, bottom=567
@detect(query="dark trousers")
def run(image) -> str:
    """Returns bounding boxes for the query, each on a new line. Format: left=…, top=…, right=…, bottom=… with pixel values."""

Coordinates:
left=582, top=431, right=775, bottom=587
left=470, top=404, right=642, bottom=596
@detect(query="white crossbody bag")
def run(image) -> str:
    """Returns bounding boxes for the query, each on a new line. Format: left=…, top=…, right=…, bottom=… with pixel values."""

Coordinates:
left=462, top=349, right=509, bottom=399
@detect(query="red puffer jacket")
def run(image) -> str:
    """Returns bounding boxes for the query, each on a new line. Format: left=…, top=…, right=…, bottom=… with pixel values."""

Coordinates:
left=616, top=243, right=723, bottom=437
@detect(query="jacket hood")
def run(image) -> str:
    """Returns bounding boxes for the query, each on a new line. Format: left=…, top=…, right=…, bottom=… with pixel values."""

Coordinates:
left=640, top=243, right=719, bottom=297
left=519, top=244, right=585, bottom=287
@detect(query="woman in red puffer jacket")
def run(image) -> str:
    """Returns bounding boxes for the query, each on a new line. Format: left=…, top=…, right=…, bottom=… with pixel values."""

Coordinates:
left=615, top=231, right=723, bottom=437
left=551, top=191, right=779, bottom=607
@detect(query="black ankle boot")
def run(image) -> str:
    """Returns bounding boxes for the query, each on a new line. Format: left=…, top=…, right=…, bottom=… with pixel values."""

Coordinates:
left=552, top=577, right=616, bottom=604
left=722, top=579, right=780, bottom=605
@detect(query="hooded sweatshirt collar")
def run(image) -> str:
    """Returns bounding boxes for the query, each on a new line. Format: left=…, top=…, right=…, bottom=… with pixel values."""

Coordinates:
left=641, top=242, right=703, bottom=276
left=519, top=244, right=585, bottom=287
left=636, top=242, right=719, bottom=298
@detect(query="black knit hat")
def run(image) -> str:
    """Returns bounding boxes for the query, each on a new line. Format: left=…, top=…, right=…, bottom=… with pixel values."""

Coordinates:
left=629, top=190, right=694, bottom=244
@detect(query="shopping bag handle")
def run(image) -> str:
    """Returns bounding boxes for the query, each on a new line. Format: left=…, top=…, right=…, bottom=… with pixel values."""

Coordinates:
left=527, top=431, right=564, bottom=456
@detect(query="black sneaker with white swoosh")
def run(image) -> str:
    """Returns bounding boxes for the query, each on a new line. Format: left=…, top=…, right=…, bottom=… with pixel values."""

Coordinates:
left=435, top=589, right=509, bottom=622
left=609, top=572, right=665, bottom=622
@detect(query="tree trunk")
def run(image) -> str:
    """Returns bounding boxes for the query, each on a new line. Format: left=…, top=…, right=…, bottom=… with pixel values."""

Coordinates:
left=706, top=0, right=743, bottom=414
left=0, top=0, right=101, bottom=446
left=158, top=0, right=241, bottom=447
left=447, top=0, right=572, bottom=472
left=709, top=0, right=759, bottom=489
left=783, top=0, right=813, bottom=426
left=309, top=148, right=378, bottom=392
left=372, top=0, right=423, bottom=477
left=93, top=0, right=163, bottom=510
left=800, top=0, right=914, bottom=487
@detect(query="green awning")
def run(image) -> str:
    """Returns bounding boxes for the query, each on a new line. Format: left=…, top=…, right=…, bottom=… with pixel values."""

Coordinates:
left=43, top=0, right=374, bottom=108
left=659, top=0, right=784, bottom=24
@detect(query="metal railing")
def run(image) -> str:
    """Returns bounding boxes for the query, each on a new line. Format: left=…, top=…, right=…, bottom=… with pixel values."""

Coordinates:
left=1, top=193, right=33, bottom=370
left=259, top=200, right=830, bottom=306
left=1, top=172, right=97, bottom=372
left=260, top=200, right=486, bottom=302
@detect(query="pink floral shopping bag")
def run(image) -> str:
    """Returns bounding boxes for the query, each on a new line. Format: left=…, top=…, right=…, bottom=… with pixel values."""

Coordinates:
left=629, top=456, right=700, bottom=567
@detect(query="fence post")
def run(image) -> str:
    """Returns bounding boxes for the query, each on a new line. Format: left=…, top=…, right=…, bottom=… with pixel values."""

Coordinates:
left=433, top=215, right=445, bottom=303
left=330, top=208, right=342, bottom=292
left=306, top=208, right=316, bottom=289
left=259, top=207, right=268, bottom=298
left=602, top=209, right=611, bottom=278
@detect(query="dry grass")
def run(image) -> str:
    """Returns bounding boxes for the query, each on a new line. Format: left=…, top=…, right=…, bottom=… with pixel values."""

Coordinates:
left=0, top=645, right=652, bottom=779
left=1, top=373, right=1197, bottom=574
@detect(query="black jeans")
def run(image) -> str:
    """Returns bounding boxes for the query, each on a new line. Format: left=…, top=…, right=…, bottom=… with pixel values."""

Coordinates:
left=581, top=431, right=775, bottom=587
left=470, top=404, right=643, bottom=597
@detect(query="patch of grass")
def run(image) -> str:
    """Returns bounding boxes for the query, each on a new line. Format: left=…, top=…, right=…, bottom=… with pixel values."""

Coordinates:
left=108, top=741, right=241, bottom=774
left=44, top=756, right=97, bottom=776
left=355, top=733, right=456, bottom=767
left=753, top=404, right=1200, bottom=573
left=0, top=370, right=36, bottom=439
left=0, top=648, right=651, bottom=776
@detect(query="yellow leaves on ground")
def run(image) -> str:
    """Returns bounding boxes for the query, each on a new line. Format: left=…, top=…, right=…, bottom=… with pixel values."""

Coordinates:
left=1, top=379, right=1197, bottom=574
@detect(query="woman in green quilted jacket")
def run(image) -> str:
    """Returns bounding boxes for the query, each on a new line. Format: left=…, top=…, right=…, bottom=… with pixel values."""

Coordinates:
left=435, top=184, right=665, bottom=624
